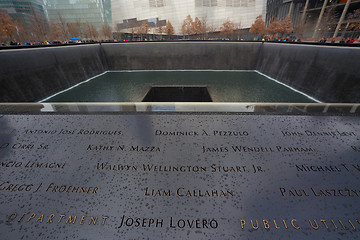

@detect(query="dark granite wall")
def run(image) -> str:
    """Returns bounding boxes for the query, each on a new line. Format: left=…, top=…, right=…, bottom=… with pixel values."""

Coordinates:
left=0, top=42, right=359, bottom=102
left=0, top=45, right=107, bottom=102
left=102, top=42, right=262, bottom=70
left=256, top=43, right=360, bottom=103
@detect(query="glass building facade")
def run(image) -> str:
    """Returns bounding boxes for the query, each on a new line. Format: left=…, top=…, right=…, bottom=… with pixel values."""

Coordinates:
left=111, top=0, right=267, bottom=33
left=0, top=0, right=47, bottom=26
left=46, top=0, right=112, bottom=30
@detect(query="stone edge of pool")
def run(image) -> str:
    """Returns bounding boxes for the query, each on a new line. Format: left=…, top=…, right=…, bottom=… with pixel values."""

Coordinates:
left=0, top=42, right=359, bottom=103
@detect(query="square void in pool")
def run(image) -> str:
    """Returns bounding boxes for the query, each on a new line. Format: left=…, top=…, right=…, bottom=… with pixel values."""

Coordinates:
left=41, top=71, right=318, bottom=103
left=142, top=86, right=212, bottom=102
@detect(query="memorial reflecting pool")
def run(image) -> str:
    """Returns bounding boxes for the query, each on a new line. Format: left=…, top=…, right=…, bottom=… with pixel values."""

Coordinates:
left=42, top=71, right=318, bottom=103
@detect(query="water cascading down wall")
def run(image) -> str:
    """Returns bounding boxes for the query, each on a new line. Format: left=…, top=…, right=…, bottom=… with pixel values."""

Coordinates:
left=0, top=42, right=359, bottom=103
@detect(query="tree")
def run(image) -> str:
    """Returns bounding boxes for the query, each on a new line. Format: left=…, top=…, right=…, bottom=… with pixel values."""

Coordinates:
left=278, top=15, right=293, bottom=36
left=235, top=21, right=243, bottom=40
left=182, top=15, right=194, bottom=38
left=100, top=23, right=112, bottom=39
left=207, top=24, right=217, bottom=34
left=67, top=19, right=82, bottom=38
left=267, top=19, right=282, bottom=36
left=250, top=15, right=265, bottom=37
left=220, top=19, right=236, bottom=37
left=139, top=22, right=149, bottom=40
left=83, top=23, right=98, bottom=40
left=67, top=23, right=80, bottom=38
left=164, top=20, right=174, bottom=35
left=127, top=21, right=138, bottom=40
left=91, top=24, right=99, bottom=39
left=156, top=21, right=164, bottom=38
left=57, top=13, right=69, bottom=41
left=347, top=9, right=360, bottom=38
left=48, top=22, right=63, bottom=41
left=0, top=9, right=20, bottom=43
left=193, top=17, right=202, bottom=35
left=28, top=7, right=48, bottom=42
left=200, top=16, right=209, bottom=40
left=17, top=18, right=32, bottom=43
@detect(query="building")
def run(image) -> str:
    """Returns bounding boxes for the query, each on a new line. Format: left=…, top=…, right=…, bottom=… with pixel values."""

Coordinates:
left=265, top=0, right=305, bottom=26
left=46, top=0, right=112, bottom=30
left=305, top=0, right=360, bottom=38
left=0, top=0, right=49, bottom=42
left=266, top=0, right=360, bottom=39
left=111, top=0, right=267, bottom=34
left=0, top=0, right=47, bottom=27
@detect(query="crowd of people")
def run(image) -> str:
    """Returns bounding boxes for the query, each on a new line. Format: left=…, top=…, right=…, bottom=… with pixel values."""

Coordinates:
left=3, top=39, right=113, bottom=47
left=2, top=36, right=359, bottom=48
left=319, top=37, right=358, bottom=44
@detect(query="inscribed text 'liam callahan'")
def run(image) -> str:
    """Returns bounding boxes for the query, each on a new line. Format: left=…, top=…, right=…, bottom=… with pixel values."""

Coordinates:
left=144, top=187, right=234, bottom=197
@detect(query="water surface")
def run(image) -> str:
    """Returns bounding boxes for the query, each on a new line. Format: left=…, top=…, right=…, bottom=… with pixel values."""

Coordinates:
left=43, top=71, right=317, bottom=103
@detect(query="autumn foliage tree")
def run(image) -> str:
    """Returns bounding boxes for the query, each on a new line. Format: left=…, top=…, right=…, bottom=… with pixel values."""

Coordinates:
left=278, top=16, right=293, bottom=36
left=29, top=8, right=48, bottom=42
left=57, top=13, right=70, bottom=41
left=48, top=21, right=63, bottom=41
left=91, top=24, right=99, bottom=39
left=1, top=8, right=116, bottom=44
left=250, top=15, right=265, bottom=36
left=267, top=19, right=282, bottom=36
left=100, top=23, right=112, bottom=39
left=83, top=23, right=99, bottom=40
left=164, top=20, right=174, bottom=35
left=199, top=16, right=209, bottom=39
left=220, top=19, right=236, bottom=37
left=182, top=15, right=194, bottom=38
left=182, top=15, right=211, bottom=39
left=347, top=9, right=360, bottom=37
left=193, top=17, right=203, bottom=35
left=267, top=16, right=293, bottom=38
left=139, top=22, right=149, bottom=40
left=0, top=9, right=21, bottom=43
left=67, top=21, right=82, bottom=38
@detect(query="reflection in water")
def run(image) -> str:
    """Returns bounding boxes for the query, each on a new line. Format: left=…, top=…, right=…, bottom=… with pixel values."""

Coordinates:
left=41, top=71, right=319, bottom=103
